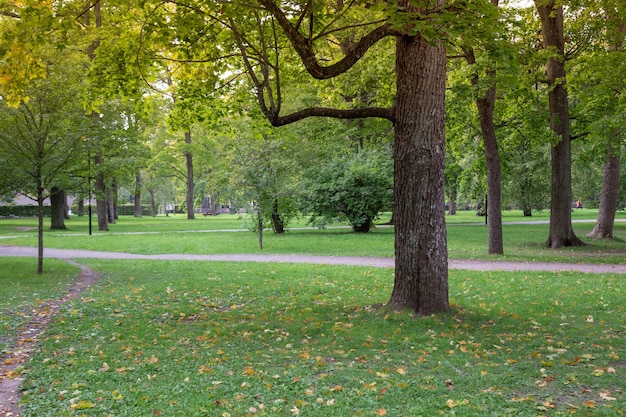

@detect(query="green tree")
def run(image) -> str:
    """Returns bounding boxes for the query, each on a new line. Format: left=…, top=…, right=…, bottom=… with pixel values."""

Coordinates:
left=534, top=0, right=585, bottom=248
left=0, top=51, right=88, bottom=273
left=138, top=0, right=500, bottom=314
left=302, top=150, right=393, bottom=233
left=569, top=1, right=626, bottom=239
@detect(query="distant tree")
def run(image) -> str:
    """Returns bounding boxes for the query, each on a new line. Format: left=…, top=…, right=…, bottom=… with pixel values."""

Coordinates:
left=534, top=0, right=585, bottom=248
left=302, top=150, right=393, bottom=233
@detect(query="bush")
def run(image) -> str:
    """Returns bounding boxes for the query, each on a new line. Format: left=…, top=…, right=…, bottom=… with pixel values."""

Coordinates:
left=301, top=150, right=393, bottom=232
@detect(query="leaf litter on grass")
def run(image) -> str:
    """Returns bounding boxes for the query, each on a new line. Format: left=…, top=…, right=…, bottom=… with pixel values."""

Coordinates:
left=18, top=260, right=626, bottom=416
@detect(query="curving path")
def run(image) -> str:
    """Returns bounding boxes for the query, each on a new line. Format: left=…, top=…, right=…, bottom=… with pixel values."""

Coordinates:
left=0, top=245, right=625, bottom=274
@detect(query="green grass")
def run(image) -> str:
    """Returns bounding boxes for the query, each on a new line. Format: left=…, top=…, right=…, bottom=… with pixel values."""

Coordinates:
left=0, top=258, right=80, bottom=355
left=18, top=260, right=626, bottom=416
left=1, top=211, right=626, bottom=264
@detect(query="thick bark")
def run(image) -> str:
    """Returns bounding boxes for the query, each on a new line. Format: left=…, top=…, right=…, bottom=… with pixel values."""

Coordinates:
left=78, top=197, right=85, bottom=216
left=106, top=185, right=116, bottom=224
left=271, top=199, right=285, bottom=234
left=94, top=152, right=109, bottom=231
left=185, top=131, right=195, bottom=219
left=387, top=29, right=449, bottom=315
left=134, top=171, right=142, bottom=217
left=50, top=187, right=67, bottom=230
left=588, top=152, right=620, bottom=239
left=536, top=1, right=583, bottom=248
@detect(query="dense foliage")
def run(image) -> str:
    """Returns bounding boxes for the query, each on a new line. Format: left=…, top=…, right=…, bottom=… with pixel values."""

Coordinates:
left=301, top=150, right=393, bottom=232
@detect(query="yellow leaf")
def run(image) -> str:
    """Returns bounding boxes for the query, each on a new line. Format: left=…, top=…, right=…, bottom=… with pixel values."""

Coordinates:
left=396, top=367, right=407, bottom=375
left=70, top=400, right=96, bottom=410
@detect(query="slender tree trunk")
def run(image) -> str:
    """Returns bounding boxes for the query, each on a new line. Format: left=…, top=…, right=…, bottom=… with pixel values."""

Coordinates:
left=34, top=180, right=44, bottom=274
left=589, top=13, right=624, bottom=239
left=589, top=151, right=620, bottom=239
left=448, top=186, right=457, bottom=215
left=86, top=1, right=107, bottom=231
left=149, top=189, right=157, bottom=217
left=465, top=43, right=503, bottom=255
left=388, top=23, right=449, bottom=315
left=50, top=186, right=67, bottom=230
left=134, top=171, right=142, bottom=217
left=257, top=208, right=263, bottom=250
left=535, top=1, right=583, bottom=248
left=106, top=185, right=116, bottom=224
left=185, top=131, right=195, bottom=219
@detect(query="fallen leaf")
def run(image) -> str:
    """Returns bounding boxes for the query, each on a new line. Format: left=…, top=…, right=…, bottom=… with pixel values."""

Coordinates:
left=70, top=400, right=96, bottom=410
left=599, top=392, right=617, bottom=401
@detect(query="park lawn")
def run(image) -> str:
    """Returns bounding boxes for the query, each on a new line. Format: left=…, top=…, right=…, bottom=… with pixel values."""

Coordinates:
left=0, top=258, right=80, bottom=355
left=1, top=211, right=626, bottom=264
left=19, top=259, right=625, bottom=416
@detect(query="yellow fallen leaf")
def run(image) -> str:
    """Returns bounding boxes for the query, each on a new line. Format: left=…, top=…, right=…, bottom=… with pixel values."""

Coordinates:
left=70, top=400, right=96, bottom=410
left=396, top=367, right=407, bottom=375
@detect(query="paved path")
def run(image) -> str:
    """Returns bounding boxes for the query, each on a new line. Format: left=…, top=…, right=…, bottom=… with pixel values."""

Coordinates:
left=1, top=245, right=625, bottom=274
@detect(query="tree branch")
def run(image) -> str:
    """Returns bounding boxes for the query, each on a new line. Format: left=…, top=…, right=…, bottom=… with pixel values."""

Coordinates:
left=268, top=106, right=395, bottom=127
left=257, top=0, right=396, bottom=79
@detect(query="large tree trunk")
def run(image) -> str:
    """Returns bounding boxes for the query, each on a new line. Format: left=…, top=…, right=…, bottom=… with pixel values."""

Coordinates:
left=536, top=1, right=583, bottom=248
left=588, top=152, right=620, bottom=239
left=50, top=186, right=67, bottom=230
left=134, top=171, right=142, bottom=217
left=185, top=131, right=196, bottom=219
left=78, top=197, right=85, bottom=216
left=106, top=184, right=116, bottom=224
left=95, top=152, right=109, bottom=231
left=387, top=28, right=449, bottom=315
left=271, top=199, right=285, bottom=234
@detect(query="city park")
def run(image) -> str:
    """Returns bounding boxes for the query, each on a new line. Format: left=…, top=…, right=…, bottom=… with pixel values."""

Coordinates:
left=1, top=0, right=625, bottom=416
